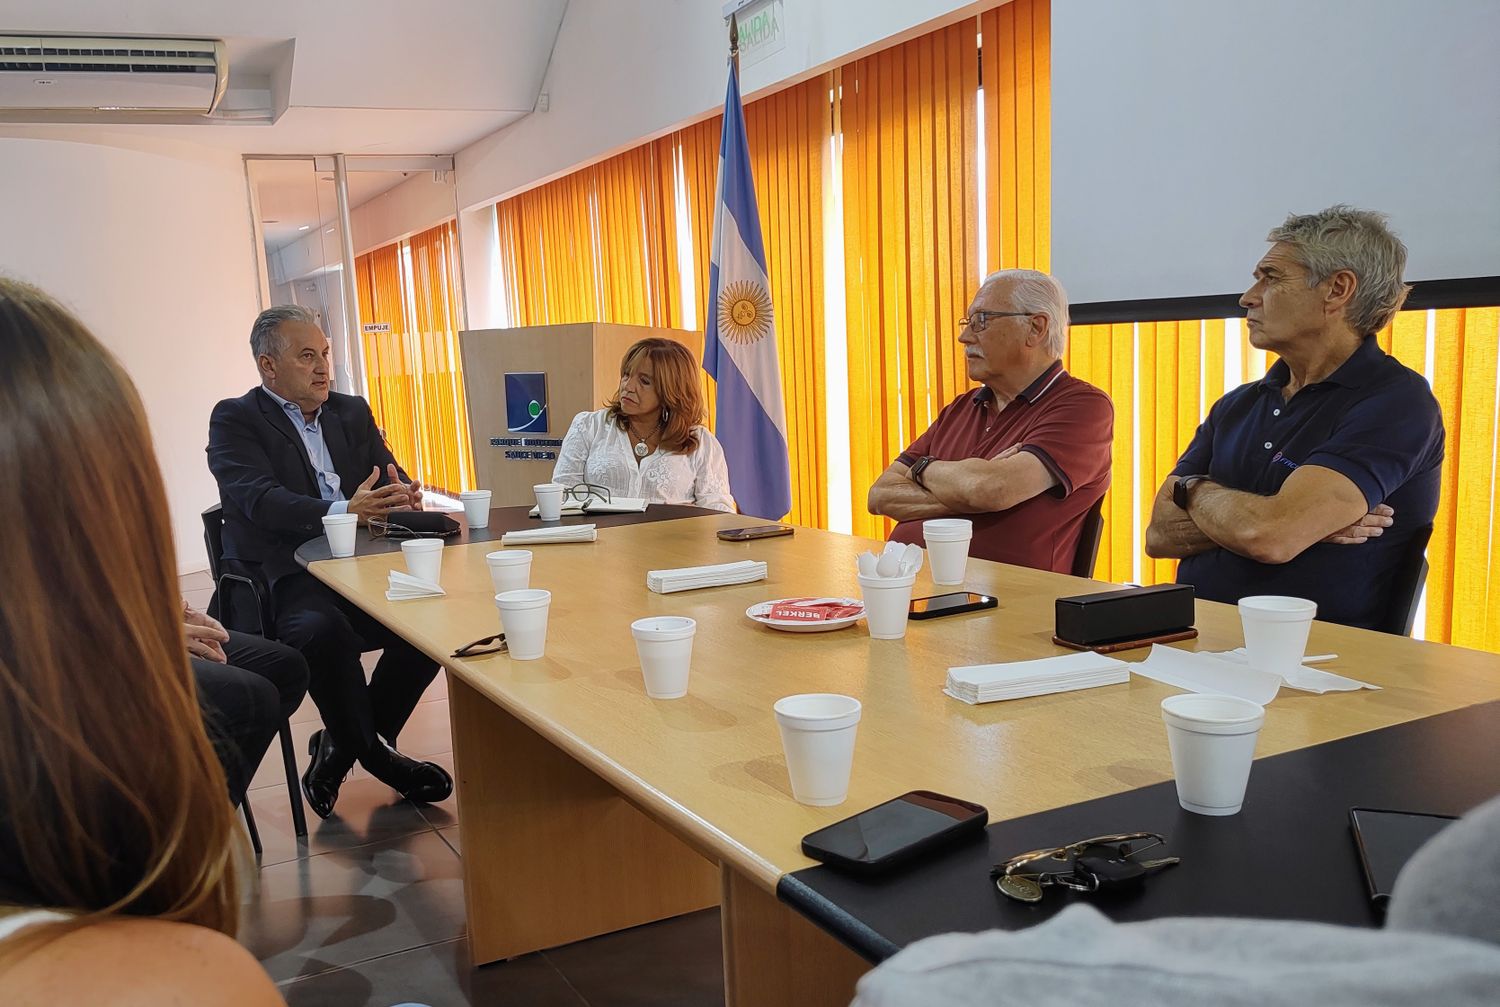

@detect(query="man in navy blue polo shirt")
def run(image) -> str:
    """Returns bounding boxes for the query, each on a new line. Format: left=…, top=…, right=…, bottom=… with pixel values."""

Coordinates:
left=1145, top=206, right=1444, bottom=630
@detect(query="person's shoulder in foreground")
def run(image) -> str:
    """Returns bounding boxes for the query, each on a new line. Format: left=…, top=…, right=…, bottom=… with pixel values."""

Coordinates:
left=5, top=917, right=283, bottom=1007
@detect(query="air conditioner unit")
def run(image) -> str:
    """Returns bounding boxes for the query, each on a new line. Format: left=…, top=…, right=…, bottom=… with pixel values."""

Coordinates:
left=0, top=36, right=227, bottom=115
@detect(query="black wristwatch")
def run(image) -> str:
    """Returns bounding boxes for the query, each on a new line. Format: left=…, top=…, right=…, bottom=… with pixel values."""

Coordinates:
left=908, top=455, right=936, bottom=488
left=1173, top=474, right=1210, bottom=510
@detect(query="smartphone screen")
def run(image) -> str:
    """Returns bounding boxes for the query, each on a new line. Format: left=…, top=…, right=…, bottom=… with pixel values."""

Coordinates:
left=1350, top=808, right=1457, bottom=902
left=910, top=592, right=992, bottom=615
left=804, top=792, right=984, bottom=865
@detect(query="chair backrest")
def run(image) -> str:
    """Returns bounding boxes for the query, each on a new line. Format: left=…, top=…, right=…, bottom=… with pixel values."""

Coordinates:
left=201, top=503, right=225, bottom=582
left=1070, top=496, right=1106, bottom=579
left=1377, top=524, right=1434, bottom=637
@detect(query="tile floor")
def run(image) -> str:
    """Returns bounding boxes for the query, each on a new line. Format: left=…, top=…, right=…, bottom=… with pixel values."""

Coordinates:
left=184, top=571, right=726, bottom=1007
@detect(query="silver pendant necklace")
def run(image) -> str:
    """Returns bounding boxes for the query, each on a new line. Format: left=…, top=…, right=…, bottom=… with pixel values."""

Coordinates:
left=630, top=425, right=651, bottom=458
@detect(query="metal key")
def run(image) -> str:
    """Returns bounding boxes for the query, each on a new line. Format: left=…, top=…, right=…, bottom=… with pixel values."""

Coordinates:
left=1074, top=852, right=1180, bottom=891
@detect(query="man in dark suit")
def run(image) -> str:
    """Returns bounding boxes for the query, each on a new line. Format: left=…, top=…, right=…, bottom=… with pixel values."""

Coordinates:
left=207, top=305, right=451, bottom=818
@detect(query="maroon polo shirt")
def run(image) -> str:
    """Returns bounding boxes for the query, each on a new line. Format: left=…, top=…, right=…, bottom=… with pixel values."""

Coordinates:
left=889, top=361, right=1114, bottom=573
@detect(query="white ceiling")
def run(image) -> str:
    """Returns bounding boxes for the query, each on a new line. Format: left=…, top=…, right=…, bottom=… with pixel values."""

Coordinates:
left=0, top=0, right=568, bottom=153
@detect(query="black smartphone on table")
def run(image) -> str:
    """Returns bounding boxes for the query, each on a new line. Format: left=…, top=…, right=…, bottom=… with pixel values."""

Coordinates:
left=909, top=591, right=997, bottom=620
left=1349, top=806, right=1457, bottom=905
left=717, top=524, right=795, bottom=542
left=802, top=791, right=988, bottom=875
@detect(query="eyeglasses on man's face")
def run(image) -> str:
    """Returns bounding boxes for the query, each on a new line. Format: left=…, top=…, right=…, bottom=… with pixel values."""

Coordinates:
left=958, top=310, right=1036, bottom=334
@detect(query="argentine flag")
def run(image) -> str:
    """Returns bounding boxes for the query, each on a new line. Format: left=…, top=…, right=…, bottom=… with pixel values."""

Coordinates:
left=703, top=60, right=791, bottom=521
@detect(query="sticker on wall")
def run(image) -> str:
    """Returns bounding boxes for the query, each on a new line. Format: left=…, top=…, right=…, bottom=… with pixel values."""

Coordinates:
left=505, top=372, right=549, bottom=433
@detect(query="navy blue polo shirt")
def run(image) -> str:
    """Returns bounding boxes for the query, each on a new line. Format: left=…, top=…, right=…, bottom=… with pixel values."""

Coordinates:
left=1173, top=336, right=1444, bottom=629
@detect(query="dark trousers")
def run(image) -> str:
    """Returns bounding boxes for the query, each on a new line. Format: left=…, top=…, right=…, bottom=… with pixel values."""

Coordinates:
left=194, top=630, right=309, bottom=806
left=269, top=571, right=439, bottom=760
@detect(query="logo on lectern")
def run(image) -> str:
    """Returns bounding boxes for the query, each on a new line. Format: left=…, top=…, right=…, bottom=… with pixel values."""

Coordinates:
left=505, top=372, right=549, bottom=433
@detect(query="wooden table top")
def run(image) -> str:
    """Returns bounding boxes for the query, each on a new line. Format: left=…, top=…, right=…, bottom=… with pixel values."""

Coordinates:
left=308, top=511, right=1500, bottom=891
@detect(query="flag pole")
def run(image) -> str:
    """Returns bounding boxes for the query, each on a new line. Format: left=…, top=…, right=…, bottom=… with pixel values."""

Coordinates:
left=729, top=12, right=740, bottom=75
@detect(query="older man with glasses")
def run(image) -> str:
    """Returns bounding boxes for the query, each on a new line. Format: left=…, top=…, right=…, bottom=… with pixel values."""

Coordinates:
left=867, top=269, right=1114, bottom=574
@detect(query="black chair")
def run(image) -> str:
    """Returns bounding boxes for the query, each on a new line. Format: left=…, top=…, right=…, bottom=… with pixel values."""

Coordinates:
left=1070, top=496, right=1106, bottom=579
left=201, top=504, right=308, bottom=850
left=1375, top=524, right=1433, bottom=637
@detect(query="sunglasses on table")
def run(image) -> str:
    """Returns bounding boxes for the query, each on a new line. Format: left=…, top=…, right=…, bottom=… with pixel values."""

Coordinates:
left=368, top=516, right=458, bottom=540
left=452, top=633, right=508, bottom=658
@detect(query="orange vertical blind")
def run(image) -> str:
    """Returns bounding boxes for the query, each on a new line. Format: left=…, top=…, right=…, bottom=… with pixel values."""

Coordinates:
left=406, top=220, right=476, bottom=493
left=841, top=21, right=982, bottom=538
left=355, top=221, right=476, bottom=494
left=354, top=244, right=420, bottom=474
left=982, top=0, right=1051, bottom=273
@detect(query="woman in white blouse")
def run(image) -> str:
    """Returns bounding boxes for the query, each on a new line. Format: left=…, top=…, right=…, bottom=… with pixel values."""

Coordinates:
left=553, top=338, right=736, bottom=512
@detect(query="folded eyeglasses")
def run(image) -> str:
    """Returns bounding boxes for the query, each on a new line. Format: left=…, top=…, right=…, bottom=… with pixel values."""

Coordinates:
left=452, top=633, right=508, bottom=658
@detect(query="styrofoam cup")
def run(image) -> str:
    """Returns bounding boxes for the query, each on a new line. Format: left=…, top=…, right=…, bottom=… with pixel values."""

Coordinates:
left=1239, top=596, right=1317, bottom=675
left=857, top=572, right=916, bottom=640
left=1161, top=694, right=1265, bottom=816
left=631, top=617, right=697, bottom=699
left=401, top=538, right=444, bottom=584
left=459, top=489, right=492, bottom=529
left=486, top=550, right=533, bottom=599
left=534, top=482, right=564, bottom=521
left=496, top=589, right=551, bottom=660
left=322, top=513, right=358, bottom=558
left=923, top=519, right=973, bottom=585
left=774, top=694, right=862, bottom=806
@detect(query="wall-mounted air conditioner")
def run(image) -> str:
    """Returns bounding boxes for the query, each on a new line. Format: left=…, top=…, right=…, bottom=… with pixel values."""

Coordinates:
left=0, top=36, right=227, bottom=115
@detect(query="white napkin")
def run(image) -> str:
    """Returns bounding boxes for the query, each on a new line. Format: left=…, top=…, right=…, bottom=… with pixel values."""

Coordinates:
left=1132, top=644, right=1281, bottom=704
left=386, top=569, right=445, bottom=601
left=1210, top=648, right=1378, bottom=694
left=501, top=524, right=598, bottom=545
left=1131, top=644, right=1378, bottom=703
left=945, top=651, right=1129, bottom=705
left=647, top=559, right=767, bottom=594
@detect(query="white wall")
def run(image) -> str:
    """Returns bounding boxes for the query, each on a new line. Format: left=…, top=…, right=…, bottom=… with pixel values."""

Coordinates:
left=1052, top=0, right=1500, bottom=303
left=0, top=136, right=261, bottom=574
left=352, top=172, right=458, bottom=255
left=454, top=0, right=995, bottom=211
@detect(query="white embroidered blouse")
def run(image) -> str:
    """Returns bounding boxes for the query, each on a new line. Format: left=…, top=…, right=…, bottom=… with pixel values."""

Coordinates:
left=552, top=408, right=736, bottom=512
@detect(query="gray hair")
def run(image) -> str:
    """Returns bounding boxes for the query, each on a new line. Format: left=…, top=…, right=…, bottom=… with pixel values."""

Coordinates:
left=250, top=304, right=317, bottom=360
left=981, top=268, right=1070, bottom=357
left=1266, top=205, right=1411, bottom=335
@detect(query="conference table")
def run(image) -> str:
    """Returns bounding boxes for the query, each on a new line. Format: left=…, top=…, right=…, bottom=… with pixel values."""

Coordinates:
left=303, top=506, right=1500, bottom=1005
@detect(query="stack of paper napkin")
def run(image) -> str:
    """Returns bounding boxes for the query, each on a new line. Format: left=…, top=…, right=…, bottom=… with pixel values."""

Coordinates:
left=647, top=560, right=767, bottom=594
left=386, top=570, right=445, bottom=601
left=945, top=652, right=1130, bottom=705
left=500, top=524, right=598, bottom=545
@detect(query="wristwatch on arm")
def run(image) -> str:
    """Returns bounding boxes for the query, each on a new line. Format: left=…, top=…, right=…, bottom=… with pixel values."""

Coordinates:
left=1173, top=474, right=1210, bottom=510
left=907, top=455, right=936, bottom=488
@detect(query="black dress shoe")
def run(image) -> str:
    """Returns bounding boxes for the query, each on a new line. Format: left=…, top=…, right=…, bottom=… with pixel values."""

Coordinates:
left=301, top=729, right=355, bottom=819
left=362, top=740, right=453, bottom=804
